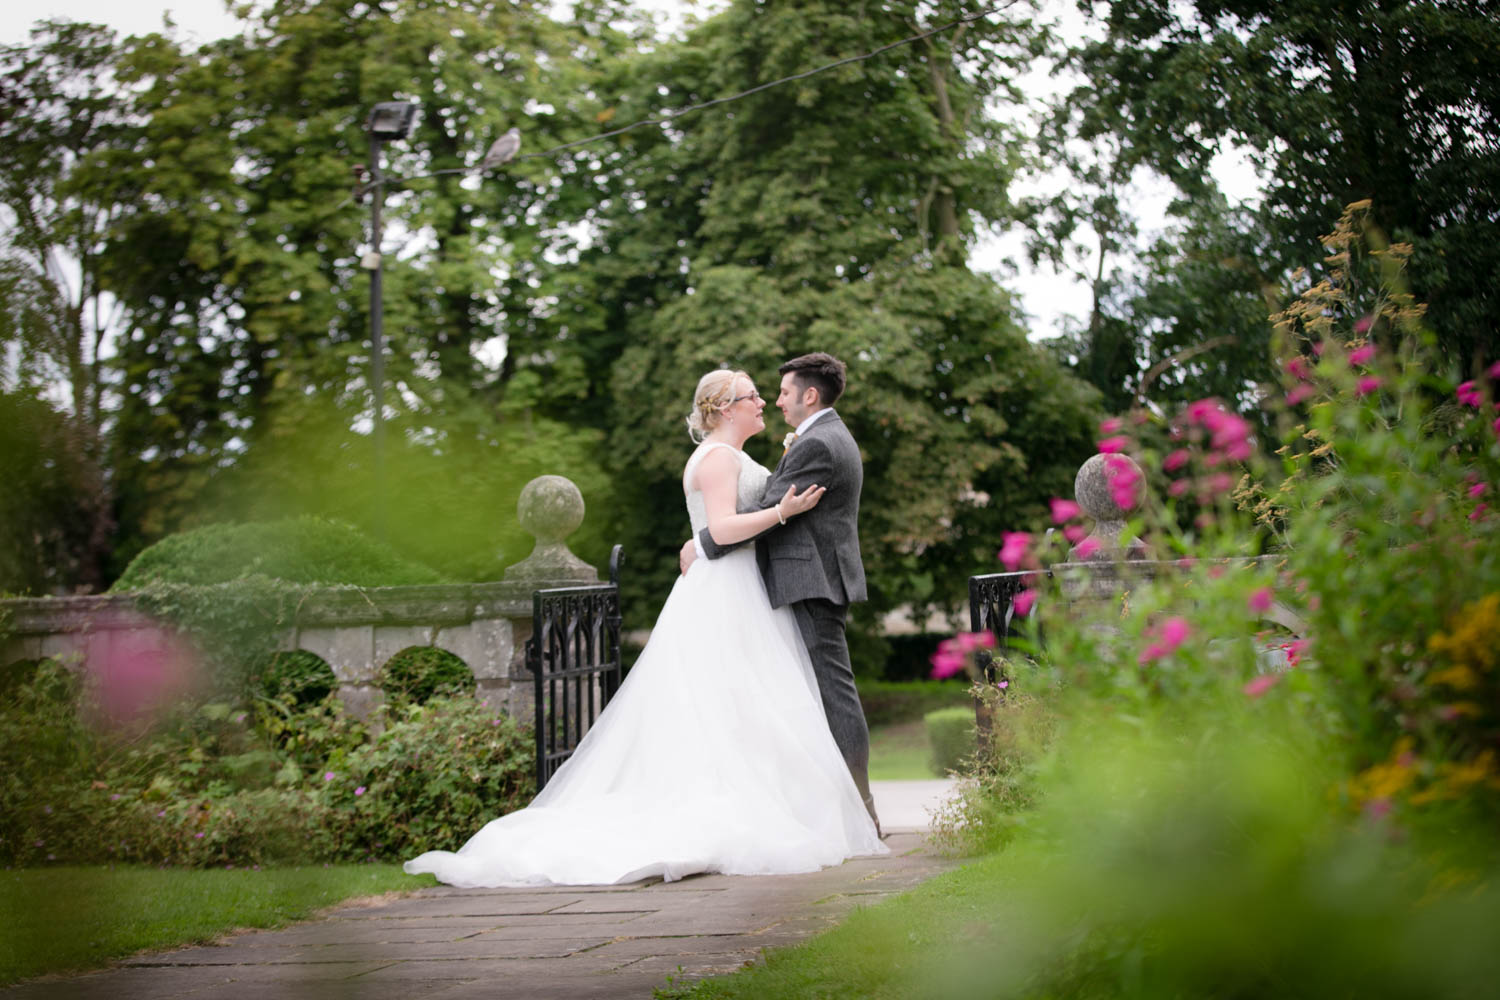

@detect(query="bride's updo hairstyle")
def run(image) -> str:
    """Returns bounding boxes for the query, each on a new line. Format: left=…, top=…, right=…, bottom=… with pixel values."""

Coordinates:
left=686, top=369, right=749, bottom=442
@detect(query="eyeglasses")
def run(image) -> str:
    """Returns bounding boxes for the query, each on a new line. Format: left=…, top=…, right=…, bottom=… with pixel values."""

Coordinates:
left=731, top=391, right=762, bottom=404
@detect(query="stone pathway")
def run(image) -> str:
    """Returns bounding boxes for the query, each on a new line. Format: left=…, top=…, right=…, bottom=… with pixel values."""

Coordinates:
left=5, top=781, right=961, bottom=1000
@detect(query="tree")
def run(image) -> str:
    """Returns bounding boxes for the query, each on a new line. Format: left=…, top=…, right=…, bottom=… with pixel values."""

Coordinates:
left=520, top=0, right=1104, bottom=641
left=93, top=0, right=635, bottom=570
left=1068, top=0, right=1500, bottom=370
left=0, top=21, right=136, bottom=588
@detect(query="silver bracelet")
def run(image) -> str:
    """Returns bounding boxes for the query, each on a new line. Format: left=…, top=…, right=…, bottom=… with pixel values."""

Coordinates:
left=776, top=502, right=787, bottom=525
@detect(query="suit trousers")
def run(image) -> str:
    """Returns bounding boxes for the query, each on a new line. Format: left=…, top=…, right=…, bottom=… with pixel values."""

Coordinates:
left=790, top=598, right=878, bottom=827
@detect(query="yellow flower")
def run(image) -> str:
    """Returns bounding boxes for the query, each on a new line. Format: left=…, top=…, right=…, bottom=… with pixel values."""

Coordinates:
left=1427, top=593, right=1500, bottom=675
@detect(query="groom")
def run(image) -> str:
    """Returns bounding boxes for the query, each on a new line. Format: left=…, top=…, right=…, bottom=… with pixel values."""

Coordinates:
left=681, top=352, right=879, bottom=834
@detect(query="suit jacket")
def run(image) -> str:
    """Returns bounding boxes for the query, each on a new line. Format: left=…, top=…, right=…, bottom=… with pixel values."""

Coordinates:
left=698, top=410, right=867, bottom=608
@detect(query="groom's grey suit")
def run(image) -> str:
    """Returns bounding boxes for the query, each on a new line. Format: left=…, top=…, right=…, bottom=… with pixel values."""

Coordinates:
left=697, top=410, right=877, bottom=826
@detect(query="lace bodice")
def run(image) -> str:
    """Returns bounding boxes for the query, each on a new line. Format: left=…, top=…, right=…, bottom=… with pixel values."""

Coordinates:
left=683, top=442, right=771, bottom=535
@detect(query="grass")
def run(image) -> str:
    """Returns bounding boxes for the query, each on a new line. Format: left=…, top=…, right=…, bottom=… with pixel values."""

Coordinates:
left=868, top=719, right=941, bottom=780
left=0, top=863, right=435, bottom=987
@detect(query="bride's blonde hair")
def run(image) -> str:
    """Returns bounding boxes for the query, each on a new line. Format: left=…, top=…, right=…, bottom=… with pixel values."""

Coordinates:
left=686, top=369, right=749, bottom=442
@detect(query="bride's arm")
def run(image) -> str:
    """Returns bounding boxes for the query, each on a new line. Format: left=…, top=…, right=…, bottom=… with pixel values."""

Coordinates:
left=696, top=448, right=825, bottom=547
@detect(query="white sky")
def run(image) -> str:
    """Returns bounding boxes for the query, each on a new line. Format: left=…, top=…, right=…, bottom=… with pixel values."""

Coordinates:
left=2, top=0, right=1264, bottom=341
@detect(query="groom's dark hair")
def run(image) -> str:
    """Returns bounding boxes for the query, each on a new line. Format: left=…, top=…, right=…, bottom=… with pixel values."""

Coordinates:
left=780, top=352, right=847, bottom=407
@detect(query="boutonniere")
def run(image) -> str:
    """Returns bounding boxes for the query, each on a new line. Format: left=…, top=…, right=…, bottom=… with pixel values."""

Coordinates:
left=782, top=431, right=798, bottom=451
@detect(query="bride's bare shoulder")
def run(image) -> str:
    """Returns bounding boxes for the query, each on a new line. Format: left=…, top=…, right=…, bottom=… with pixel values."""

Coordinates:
left=690, top=445, right=742, bottom=493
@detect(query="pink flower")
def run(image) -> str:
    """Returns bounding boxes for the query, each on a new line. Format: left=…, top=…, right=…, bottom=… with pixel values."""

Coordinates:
left=999, top=532, right=1031, bottom=571
left=996, top=679, right=1009, bottom=690
left=1286, top=384, right=1315, bottom=406
left=1457, top=381, right=1482, bottom=407
left=1014, top=588, right=1037, bottom=616
left=1074, top=537, right=1101, bottom=559
left=1206, top=472, right=1235, bottom=495
left=1243, top=674, right=1280, bottom=698
left=1063, top=524, right=1087, bottom=544
left=195, top=832, right=205, bottom=839
left=930, top=643, right=967, bottom=680
left=1138, top=642, right=1168, bottom=664
left=1470, top=483, right=1487, bottom=498
left=1487, top=360, right=1500, bottom=379
left=1356, top=376, right=1381, bottom=397
left=1353, top=315, right=1374, bottom=334
left=1161, top=617, right=1191, bottom=650
left=1050, top=498, right=1082, bottom=524
left=1284, top=356, right=1311, bottom=380
left=1163, top=449, right=1191, bottom=472
left=354, top=786, right=366, bottom=797
left=1312, top=341, right=1326, bottom=356
left=1283, top=639, right=1309, bottom=666
left=1098, top=435, right=1129, bottom=454
left=1168, top=479, right=1191, bottom=498
left=1106, top=458, right=1141, bottom=509
left=957, top=630, right=996, bottom=653
left=1223, top=440, right=1253, bottom=462
left=1247, top=587, right=1274, bottom=613
left=1208, top=412, right=1251, bottom=452
left=1186, top=399, right=1218, bottom=425
left=1471, top=503, right=1488, bottom=522
left=1099, top=417, right=1124, bottom=435
left=323, top=772, right=335, bottom=782
left=1348, top=344, right=1375, bottom=365
left=1494, top=416, right=1500, bottom=436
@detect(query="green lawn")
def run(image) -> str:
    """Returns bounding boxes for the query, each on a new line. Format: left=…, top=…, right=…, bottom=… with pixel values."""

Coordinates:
left=0, top=864, right=435, bottom=987
left=867, top=718, right=941, bottom=780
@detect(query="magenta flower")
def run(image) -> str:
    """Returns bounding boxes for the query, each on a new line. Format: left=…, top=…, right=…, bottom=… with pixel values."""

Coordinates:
left=1014, top=588, right=1037, bottom=617
left=1064, top=524, right=1087, bottom=544
left=1098, top=435, right=1129, bottom=454
left=957, top=630, right=996, bottom=653
left=1457, top=381, right=1482, bottom=407
left=1099, top=417, right=1124, bottom=435
left=1494, top=416, right=1500, bottom=436
left=1348, top=344, right=1375, bottom=365
left=1353, top=315, right=1374, bottom=334
left=1206, top=472, right=1235, bottom=495
left=1106, top=457, right=1141, bottom=509
left=1161, top=617, right=1191, bottom=649
left=999, top=532, right=1032, bottom=571
left=1168, top=479, right=1190, bottom=498
left=1186, top=399, right=1218, bottom=424
left=1356, top=376, right=1381, bottom=397
left=930, top=639, right=967, bottom=679
left=1247, top=587, right=1274, bottom=613
left=354, top=786, right=366, bottom=797
left=1286, top=384, right=1315, bottom=406
left=1050, top=498, right=1082, bottom=524
left=1138, top=642, right=1168, bottom=664
left=1074, top=537, right=1101, bottom=559
left=1471, top=503, right=1488, bottom=522
left=1163, top=449, right=1191, bottom=472
left=195, top=832, right=205, bottom=839
left=1243, top=674, right=1280, bottom=698
left=1470, top=483, right=1487, bottom=498
left=323, top=772, right=335, bottom=782
left=1284, top=356, right=1311, bottom=380
left=1312, top=341, right=1326, bottom=356
left=1488, top=360, right=1500, bottom=379
left=1283, top=639, right=1309, bottom=667
left=1208, top=412, right=1251, bottom=452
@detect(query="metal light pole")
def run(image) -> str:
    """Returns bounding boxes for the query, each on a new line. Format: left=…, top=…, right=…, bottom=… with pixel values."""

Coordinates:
left=361, top=101, right=418, bottom=539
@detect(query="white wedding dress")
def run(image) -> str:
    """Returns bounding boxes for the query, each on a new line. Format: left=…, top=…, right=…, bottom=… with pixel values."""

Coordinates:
left=403, top=442, right=887, bottom=887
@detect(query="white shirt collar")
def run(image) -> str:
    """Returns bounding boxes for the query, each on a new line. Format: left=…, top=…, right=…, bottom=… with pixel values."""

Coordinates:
left=794, top=408, right=834, bottom=437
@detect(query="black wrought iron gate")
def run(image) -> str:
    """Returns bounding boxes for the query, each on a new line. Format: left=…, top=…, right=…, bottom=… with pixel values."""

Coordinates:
left=526, top=545, right=625, bottom=789
left=967, top=569, right=1050, bottom=680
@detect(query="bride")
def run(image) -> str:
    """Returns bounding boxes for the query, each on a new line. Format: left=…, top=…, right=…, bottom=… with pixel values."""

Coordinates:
left=403, top=369, right=888, bottom=887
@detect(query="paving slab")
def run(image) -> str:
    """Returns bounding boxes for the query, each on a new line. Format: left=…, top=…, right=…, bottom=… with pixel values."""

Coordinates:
left=6, top=783, right=964, bottom=999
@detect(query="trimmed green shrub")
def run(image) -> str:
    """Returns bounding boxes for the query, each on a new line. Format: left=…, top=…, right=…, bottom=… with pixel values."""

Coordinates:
left=111, top=516, right=444, bottom=591
left=377, top=647, right=475, bottom=705
left=859, top=678, right=972, bottom=727
left=926, top=706, right=976, bottom=776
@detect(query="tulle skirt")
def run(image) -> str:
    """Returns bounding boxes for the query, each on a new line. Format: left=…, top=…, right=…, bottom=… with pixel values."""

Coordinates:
left=403, top=546, right=887, bottom=888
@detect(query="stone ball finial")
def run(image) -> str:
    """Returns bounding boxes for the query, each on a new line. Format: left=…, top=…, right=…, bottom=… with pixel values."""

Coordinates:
left=517, top=475, right=586, bottom=543
left=504, top=475, right=599, bottom=583
left=1071, top=453, right=1148, bottom=561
